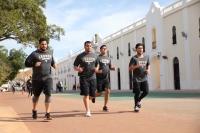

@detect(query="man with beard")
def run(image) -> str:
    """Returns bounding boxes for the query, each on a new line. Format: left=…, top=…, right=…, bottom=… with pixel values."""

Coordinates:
left=25, top=38, right=57, bottom=120
left=92, top=45, right=116, bottom=112
left=73, top=41, right=98, bottom=117
left=129, top=43, right=150, bottom=112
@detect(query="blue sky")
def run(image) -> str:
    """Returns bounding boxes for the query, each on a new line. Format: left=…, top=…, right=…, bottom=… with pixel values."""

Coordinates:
left=1, top=0, right=177, bottom=60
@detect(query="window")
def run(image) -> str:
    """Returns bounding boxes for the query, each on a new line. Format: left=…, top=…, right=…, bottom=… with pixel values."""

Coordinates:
left=142, top=37, right=145, bottom=52
left=172, top=26, right=177, bottom=44
left=152, top=28, right=156, bottom=49
left=199, top=18, right=200, bottom=38
left=107, top=50, right=109, bottom=57
left=117, top=47, right=119, bottom=59
left=128, top=43, right=131, bottom=56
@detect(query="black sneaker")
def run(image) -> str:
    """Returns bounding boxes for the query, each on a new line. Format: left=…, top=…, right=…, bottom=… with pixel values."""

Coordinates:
left=32, top=110, right=37, bottom=119
left=44, top=113, right=52, bottom=120
left=92, top=98, right=95, bottom=103
left=137, top=102, right=141, bottom=108
left=103, top=106, right=109, bottom=111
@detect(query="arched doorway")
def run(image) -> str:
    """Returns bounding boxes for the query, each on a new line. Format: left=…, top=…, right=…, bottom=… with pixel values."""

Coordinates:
left=129, top=70, right=133, bottom=90
left=173, top=57, right=180, bottom=90
left=117, top=68, right=121, bottom=90
left=151, top=56, right=160, bottom=90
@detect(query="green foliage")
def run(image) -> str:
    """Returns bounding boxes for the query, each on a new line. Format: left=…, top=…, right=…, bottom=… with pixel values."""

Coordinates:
left=0, top=46, right=27, bottom=84
left=0, top=0, right=65, bottom=48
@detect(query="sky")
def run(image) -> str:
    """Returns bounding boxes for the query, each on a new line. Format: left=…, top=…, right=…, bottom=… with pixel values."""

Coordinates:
left=1, top=0, right=177, bottom=61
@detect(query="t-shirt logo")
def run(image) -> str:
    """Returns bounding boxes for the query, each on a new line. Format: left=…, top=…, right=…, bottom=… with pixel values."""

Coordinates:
left=138, top=61, right=147, bottom=68
left=38, top=54, right=52, bottom=62
left=100, top=59, right=109, bottom=65
left=83, top=57, right=96, bottom=65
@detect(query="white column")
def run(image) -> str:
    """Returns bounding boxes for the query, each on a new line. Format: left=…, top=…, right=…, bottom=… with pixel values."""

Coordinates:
left=110, top=40, right=116, bottom=90
left=183, top=7, right=192, bottom=89
left=121, top=35, right=126, bottom=90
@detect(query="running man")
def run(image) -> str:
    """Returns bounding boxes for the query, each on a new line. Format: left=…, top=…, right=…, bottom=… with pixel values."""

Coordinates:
left=73, top=41, right=98, bottom=117
left=129, top=43, right=150, bottom=112
left=26, top=76, right=33, bottom=98
left=93, top=45, right=116, bottom=111
left=25, top=38, right=57, bottom=120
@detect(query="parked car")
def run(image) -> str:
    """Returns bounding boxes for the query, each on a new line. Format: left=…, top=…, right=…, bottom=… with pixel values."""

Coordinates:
left=0, top=84, right=9, bottom=92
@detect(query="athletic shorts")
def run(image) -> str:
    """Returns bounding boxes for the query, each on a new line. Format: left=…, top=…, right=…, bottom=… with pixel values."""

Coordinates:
left=97, top=77, right=110, bottom=92
left=133, top=81, right=149, bottom=93
left=80, top=76, right=96, bottom=97
left=32, top=78, right=53, bottom=97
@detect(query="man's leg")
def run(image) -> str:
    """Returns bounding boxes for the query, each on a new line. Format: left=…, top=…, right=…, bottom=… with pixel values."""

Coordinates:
left=32, top=96, right=39, bottom=119
left=104, top=88, right=110, bottom=107
left=83, top=95, right=90, bottom=111
left=138, top=81, right=149, bottom=108
left=95, top=92, right=102, bottom=97
left=133, top=82, right=140, bottom=112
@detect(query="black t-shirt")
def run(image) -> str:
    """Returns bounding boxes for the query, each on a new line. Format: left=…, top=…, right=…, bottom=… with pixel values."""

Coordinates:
left=96, top=55, right=112, bottom=78
left=25, top=49, right=55, bottom=81
left=73, top=52, right=98, bottom=79
left=129, top=55, right=150, bottom=82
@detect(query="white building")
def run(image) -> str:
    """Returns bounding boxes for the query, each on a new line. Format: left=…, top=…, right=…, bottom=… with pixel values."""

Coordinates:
left=53, top=0, right=200, bottom=91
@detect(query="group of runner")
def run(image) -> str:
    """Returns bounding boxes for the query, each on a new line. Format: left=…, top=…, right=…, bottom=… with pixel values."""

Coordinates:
left=24, top=38, right=150, bottom=120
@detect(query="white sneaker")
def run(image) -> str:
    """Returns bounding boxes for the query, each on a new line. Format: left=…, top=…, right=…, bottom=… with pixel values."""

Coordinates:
left=134, top=106, right=139, bottom=112
left=85, top=110, right=91, bottom=117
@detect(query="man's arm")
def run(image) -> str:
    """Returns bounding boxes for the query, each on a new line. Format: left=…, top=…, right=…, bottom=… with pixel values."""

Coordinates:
left=146, top=65, right=150, bottom=74
left=74, top=66, right=84, bottom=73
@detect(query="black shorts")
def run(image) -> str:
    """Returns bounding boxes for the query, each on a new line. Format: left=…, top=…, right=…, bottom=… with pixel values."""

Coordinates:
left=133, top=81, right=149, bottom=93
left=80, top=77, right=96, bottom=97
left=32, top=78, right=53, bottom=97
left=97, top=77, right=110, bottom=92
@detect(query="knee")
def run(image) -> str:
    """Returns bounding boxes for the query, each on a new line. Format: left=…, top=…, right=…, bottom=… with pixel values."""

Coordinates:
left=45, top=95, right=51, bottom=103
left=32, top=96, right=39, bottom=103
left=106, top=89, right=110, bottom=94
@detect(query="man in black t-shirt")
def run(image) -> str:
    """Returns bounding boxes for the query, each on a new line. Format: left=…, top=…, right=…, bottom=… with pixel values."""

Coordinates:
left=25, top=38, right=57, bottom=120
left=93, top=45, right=116, bottom=111
left=73, top=41, right=98, bottom=117
left=129, top=43, right=150, bottom=112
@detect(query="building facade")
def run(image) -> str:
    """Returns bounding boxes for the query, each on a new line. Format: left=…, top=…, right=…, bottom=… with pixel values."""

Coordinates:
left=53, top=0, right=200, bottom=91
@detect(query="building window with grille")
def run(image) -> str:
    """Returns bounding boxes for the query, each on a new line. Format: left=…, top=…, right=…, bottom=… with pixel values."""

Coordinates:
left=142, top=37, right=145, bottom=52
left=117, top=47, right=119, bottom=59
left=172, top=26, right=177, bottom=44
left=128, top=43, right=131, bottom=56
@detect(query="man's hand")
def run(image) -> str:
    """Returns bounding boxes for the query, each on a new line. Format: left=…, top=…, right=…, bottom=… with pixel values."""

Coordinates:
left=35, top=62, right=41, bottom=67
left=79, top=67, right=84, bottom=73
left=111, top=67, right=116, bottom=71
left=146, top=70, right=150, bottom=74
left=98, top=70, right=103, bottom=74
left=53, top=64, right=57, bottom=69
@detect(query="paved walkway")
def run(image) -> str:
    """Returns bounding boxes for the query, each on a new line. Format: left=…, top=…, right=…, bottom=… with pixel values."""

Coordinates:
left=0, top=90, right=200, bottom=133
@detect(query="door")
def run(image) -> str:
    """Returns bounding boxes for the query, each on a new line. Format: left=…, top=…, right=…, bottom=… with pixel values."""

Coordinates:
left=173, top=57, right=180, bottom=90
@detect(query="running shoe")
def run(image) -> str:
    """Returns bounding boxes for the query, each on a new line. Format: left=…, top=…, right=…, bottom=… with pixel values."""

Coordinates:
left=44, top=113, right=52, bottom=120
left=103, top=106, right=109, bottom=111
left=134, top=106, right=139, bottom=112
left=92, top=98, right=95, bottom=103
left=85, top=110, right=91, bottom=117
left=32, top=110, right=37, bottom=119
left=137, top=102, right=141, bottom=108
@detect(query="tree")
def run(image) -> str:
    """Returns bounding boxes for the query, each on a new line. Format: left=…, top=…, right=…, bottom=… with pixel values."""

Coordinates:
left=0, top=0, right=65, bottom=48
left=7, top=48, right=27, bottom=80
left=0, top=46, right=10, bottom=85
